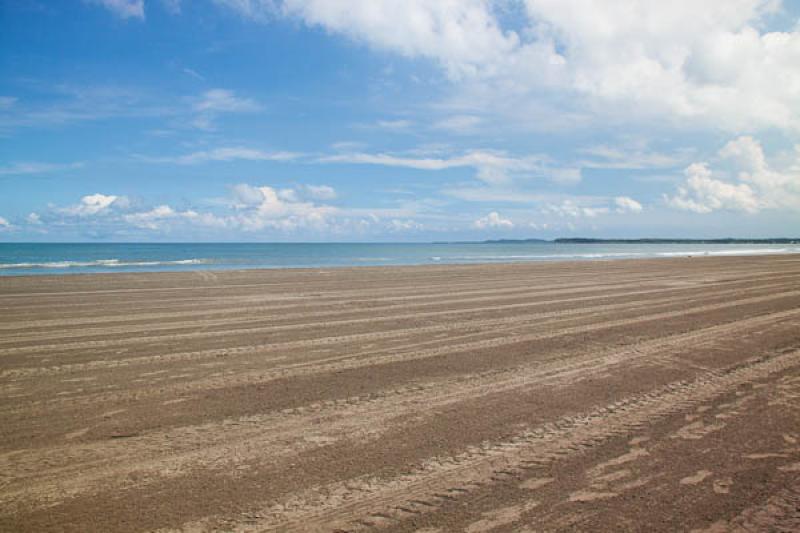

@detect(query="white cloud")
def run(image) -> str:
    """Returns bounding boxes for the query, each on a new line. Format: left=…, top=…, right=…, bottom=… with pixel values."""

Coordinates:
left=230, top=0, right=800, bottom=133
left=147, top=147, right=300, bottom=164
left=665, top=136, right=800, bottom=213
left=614, top=196, right=644, bottom=213
left=330, top=141, right=366, bottom=152
left=443, top=187, right=549, bottom=204
left=0, top=85, right=164, bottom=132
left=0, top=216, right=11, bottom=229
left=123, top=205, right=177, bottom=229
left=544, top=200, right=610, bottom=218
left=666, top=163, right=760, bottom=213
left=60, top=193, right=128, bottom=216
left=193, top=89, right=261, bottom=113
left=376, top=119, right=412, bottom=130
left=87, top=0, right=145, bottom=19
left=388, top=219, right=423, bottom=231
left=0, top=161, right=83, bottom=176
left=269, top=0, right=519, bottom=79
left=544, top=167, right=582, bottom=185
left=521, top=1, right=800, bottom=132
left=123, top=205, right=228, bottom=230
left=322, top=152, right=463, bottom=171
left=433, top=114, right=482, bottom=133
left=580, top=144, right=688, bottom=170
left=231, top=183, right=267, bottom=207
left=300, top=184, right=337, bottom=200
left=473, top=211, right=514, bottom=229
left=33, top=186, right=426, bottom=237
left=322, top=149, right=573, bottom=185
left=228, top=184, right=338, bottom=231
left=182, top=67, right=204, bottom=80
left=189, top=89, right=262, bottom=129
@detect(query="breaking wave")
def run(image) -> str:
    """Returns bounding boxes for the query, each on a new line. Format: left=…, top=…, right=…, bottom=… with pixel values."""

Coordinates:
left=432, top=247, right=800, bottom=262
left=0, top=258, right=211, bottom=269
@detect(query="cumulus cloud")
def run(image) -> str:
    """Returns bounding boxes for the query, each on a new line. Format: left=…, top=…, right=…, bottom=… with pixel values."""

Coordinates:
left=544, top=200, right=610, bottom=218
left=666, top=163, right=760, bottom=214
left=0, top=216, right=11, bottom=229
left=665, top=136, right=800, bottom=213
left=220, top=0, right=800, bottom=133
left=123, top=205, right=228, bottom=230
left=33, top=183, right=339, bottom=235
left=87, top=0, right=144, bottom=19
left=614, top=196, right=644, bottom=213
left=228, top=184, right=338, bottom=231
left=60, top=193, right=128, bottom=216
left=473, top=211, right=514, bottom=229
left=269, top=0, right=519, bottom=79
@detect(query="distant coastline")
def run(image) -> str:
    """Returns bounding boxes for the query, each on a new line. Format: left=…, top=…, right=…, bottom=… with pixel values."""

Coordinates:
left=478, top=238, right=800, bottom=245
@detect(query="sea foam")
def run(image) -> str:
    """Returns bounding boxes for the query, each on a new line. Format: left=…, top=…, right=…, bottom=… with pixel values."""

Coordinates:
left=0, top=258, right=211, bottom=269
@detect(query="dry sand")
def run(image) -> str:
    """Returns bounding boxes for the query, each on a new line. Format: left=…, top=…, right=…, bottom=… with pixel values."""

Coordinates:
left=0, top=255, right=799, bottom=532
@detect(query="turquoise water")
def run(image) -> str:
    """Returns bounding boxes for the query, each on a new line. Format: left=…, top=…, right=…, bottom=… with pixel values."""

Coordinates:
left=0, top=242, right=798, bottom=276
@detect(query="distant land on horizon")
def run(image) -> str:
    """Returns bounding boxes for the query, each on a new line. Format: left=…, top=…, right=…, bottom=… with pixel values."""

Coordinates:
left=456, top=238, right=800, bottom=245
left=494, top=237, right=800, bottom=244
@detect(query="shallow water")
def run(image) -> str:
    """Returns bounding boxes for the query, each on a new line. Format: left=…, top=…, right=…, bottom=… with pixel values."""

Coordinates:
left=0, top=242, right=798, bottom=275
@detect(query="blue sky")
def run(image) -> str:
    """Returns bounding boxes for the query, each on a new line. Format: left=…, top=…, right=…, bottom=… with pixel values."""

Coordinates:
left=1, top=0, right=799, bottom=242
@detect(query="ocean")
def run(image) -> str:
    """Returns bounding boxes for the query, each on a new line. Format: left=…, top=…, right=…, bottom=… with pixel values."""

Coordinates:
left=0, top=242, right=798, bottom=276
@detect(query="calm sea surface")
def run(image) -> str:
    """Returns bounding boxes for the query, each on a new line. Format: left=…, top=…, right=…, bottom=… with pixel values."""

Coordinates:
left=0, top=242, right=798, bottom=276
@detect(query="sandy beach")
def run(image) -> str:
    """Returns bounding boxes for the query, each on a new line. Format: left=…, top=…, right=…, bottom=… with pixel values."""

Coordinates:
left=1, top=255, right=799, bottom=532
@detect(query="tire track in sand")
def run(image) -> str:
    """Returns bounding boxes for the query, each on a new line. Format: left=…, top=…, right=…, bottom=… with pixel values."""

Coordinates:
left=3, top=308, right=797, bottom=511
left=192, top=349, right=800, bottom=532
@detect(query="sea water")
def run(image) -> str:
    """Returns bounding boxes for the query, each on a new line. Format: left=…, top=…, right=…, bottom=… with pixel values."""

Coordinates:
left=0, top=242, right=798, bottom=276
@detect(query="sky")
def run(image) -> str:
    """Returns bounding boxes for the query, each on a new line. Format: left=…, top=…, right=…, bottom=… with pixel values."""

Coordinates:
left=1, top=0, right=799, bottom=242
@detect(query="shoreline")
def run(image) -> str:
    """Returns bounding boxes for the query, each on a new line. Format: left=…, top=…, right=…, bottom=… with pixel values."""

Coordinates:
left=1, top=249, right=800, bottom=279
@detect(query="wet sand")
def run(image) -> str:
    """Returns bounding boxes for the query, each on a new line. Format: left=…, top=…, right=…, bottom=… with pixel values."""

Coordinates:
left=1, top=255, right=799, bottom=532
